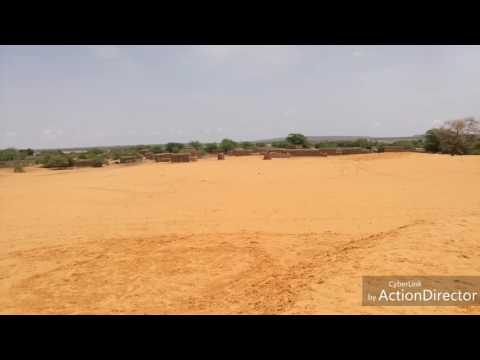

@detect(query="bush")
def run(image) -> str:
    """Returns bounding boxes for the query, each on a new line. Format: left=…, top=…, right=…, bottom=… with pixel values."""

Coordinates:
left=110, top=148, right=138, bottom=160
left=0, top=148, right=19, bottom=161
left=13, top=161, right=24, bottom=173
left=205, top=143, right=218, bottom=153
left=424, top=128, right=446, bottom=153
left=165, top=143, right=184, bottom=153
left=390, top=140, right=416, bottom=149
left=151, top=145, right=164, bottom=154
left=88, top=148, right=104, bottom=155
left=92, top=154, right=105, bottom=167
left=189, top=141, right=203, bottom=151
left=315, top=142, right=337, bottom=149
left=240, top=141, right=253, bottom=149
left=41, top=152, right=74, bottom=168
left=271, top=141, right=289, bottom=148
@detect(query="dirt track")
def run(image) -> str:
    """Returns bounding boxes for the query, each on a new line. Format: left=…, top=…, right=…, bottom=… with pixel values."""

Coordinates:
left=1, top=153, right=479, bottom=314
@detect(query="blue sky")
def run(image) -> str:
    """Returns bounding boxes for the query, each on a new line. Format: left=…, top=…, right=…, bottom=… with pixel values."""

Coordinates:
left=1, top=45, right=480, bottom=148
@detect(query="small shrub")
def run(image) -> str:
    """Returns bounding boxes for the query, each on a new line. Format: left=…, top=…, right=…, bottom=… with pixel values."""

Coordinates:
left=151, top=145, right=164, bottom=154
left=13, top=162, right=24, bottom=173
left=0, top=148, right=19, bottom=161
left=43, top=153, right=74, bottom=168
left=165, top=143, right=184, bottom=153
left=189, top=141, right=203, bottom=151
left=240, top=141, right=253, bottom=149
left=92, top=154, right=105, bottom=167
left=205, top=143, right=218, bottom=153
left=315, top=142, right=337, bottom=149
left=271, top=141, right=289, bottom=149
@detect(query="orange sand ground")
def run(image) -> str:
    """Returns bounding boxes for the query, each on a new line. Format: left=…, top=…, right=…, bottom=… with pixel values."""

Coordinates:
left=1, top=153, right=479, bottom=314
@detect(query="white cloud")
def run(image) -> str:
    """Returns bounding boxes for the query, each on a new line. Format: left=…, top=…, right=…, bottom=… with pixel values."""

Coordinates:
left=5, top=131, right=17, bottom=137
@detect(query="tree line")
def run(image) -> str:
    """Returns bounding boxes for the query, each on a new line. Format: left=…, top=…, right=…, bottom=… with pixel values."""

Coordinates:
left=2, top=118, right=479, bottom=170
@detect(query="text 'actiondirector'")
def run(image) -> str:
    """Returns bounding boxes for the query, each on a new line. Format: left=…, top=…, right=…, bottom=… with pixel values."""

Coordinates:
left=362, top=276, right=480, bottom=306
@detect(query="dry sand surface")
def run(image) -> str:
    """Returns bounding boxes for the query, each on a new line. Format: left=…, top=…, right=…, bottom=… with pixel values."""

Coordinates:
left=1, top=153, right=479, bottom=314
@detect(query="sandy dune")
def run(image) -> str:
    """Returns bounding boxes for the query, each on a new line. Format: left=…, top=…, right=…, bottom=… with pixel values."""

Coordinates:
left=1, top=153, right=479, bottom=314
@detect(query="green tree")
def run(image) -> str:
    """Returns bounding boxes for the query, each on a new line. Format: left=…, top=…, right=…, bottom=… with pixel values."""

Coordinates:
left=165, top=143, right=184, bottom=153
left=42, top=153, right=74, bottom=168
left=424, top=129, right=441, bottom=153
left=442, top=118, right=480, bottom=155
left=88, top=148, right=104, bottom=155
left=0, top=148, right=19, bottom=161
left=286, top=133, right=309, bottom=148
left=205, top=143, right=218, bottom=153
left=92, top=154, right=105, bottom=167
left=17, top=148, right=35, bottom=159
left=240, top=141, right=253, bottom=149
left=271, top=141, right=289, bottom=148
left=151, top=145, right=164, bottom=154
left=353, top=138, right=370, bottom=148
left=219, top=138, right=237, bottom=153
left=189, top=141, right=203, bottom=151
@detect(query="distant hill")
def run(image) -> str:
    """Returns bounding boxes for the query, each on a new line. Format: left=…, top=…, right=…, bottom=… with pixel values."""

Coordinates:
left=255, top=135, right=424, bottom=144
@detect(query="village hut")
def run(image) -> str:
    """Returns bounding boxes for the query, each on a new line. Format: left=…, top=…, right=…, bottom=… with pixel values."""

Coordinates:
left=170, top=153, right=191, bottom=163
left=154, top=153, right=173, bottom=162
